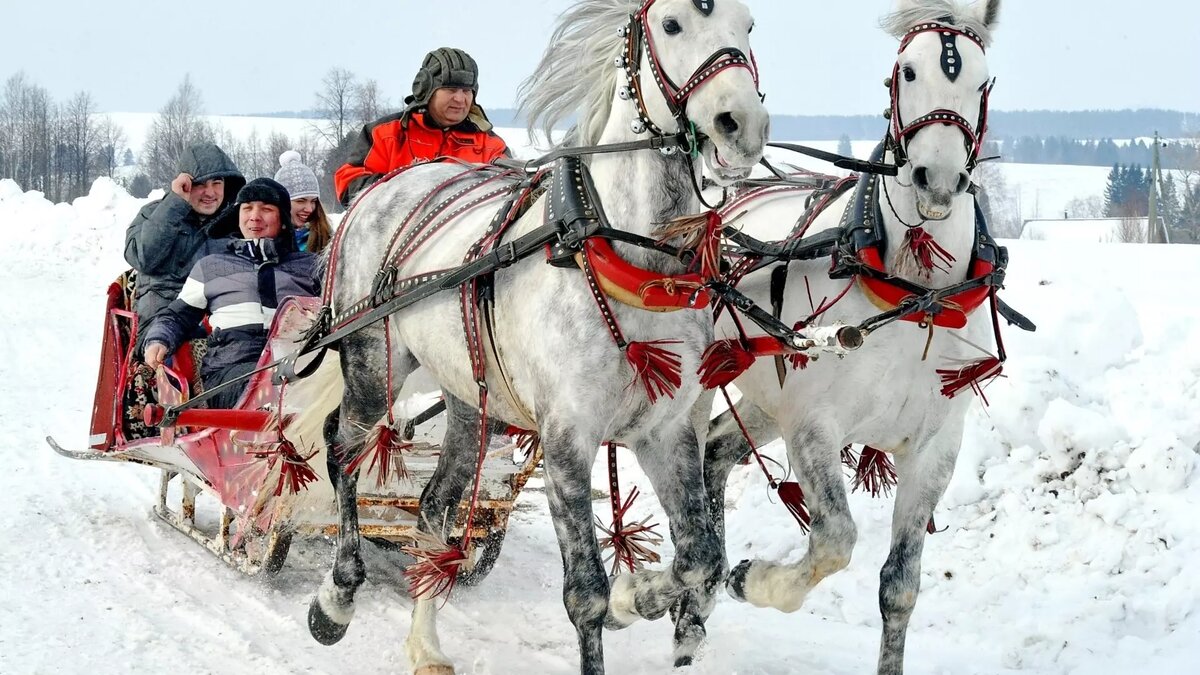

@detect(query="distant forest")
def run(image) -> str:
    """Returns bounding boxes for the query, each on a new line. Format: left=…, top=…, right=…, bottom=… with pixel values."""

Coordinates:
left=472, top=107, right=1200, bottom=169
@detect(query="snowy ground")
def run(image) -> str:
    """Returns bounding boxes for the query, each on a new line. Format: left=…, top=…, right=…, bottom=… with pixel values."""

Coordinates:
left=1, top=179, right=1197, bottom=675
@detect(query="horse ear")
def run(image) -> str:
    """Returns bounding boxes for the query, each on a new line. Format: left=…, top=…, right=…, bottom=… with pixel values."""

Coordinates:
left=981, top=0, right=1001, bottom=27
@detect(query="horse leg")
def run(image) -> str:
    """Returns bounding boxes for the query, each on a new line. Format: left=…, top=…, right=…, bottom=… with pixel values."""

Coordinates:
left=405, top=392, right=490, bottom=675
left=308, top=328, right=417, bottom=645
left=727, top=421, right=856, bottom=612
left=876, top=432, right=959, bottom=675
left=538, top=423, right=609, bottom=675
left=670, top=399, right=780, bottom=665
left=609, top=425, right=721, bottom=638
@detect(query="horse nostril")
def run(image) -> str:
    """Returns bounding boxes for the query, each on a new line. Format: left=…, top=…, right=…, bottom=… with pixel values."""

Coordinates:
left=912, top=167, right=930, bottom=190
left=955, top=171, right=971, bottom=195
left=714, top=112, right=740, bottom=136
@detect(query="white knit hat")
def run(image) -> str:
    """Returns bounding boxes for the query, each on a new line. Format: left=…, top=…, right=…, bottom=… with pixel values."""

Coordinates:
left=273, top=150, right=320, bottom=201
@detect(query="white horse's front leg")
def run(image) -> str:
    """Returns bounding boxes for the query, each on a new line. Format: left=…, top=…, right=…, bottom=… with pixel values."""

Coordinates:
left=876, top=427, right=961, bottom=675
left=406, top=598, right=455, bottom=675
left=727, top=420, right=856, bottom=612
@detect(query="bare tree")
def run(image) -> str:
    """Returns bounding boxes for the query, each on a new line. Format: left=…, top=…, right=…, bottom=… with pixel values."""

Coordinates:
left=95, top=115, right=128, bottom=178
left=1115, top=217, right=1147, bottom=243
left=353, top=78, right=388, bottom=127
left=141, top=75, right=214, bottom=186
left=61, top=91, right=100, bottom=198
left=1063, top=195, right=1105, bottom=219
left=974, top=160, right=1021, bottom=238
left=267, top=131, right=292, bottom=174
left=312, top=68, right=356, bottom=149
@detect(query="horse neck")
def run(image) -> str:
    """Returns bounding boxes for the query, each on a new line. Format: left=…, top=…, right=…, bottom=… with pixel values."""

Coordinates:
left=586, top=101, right=698, bottom=272
left=877, top=148, right=977, bottom=286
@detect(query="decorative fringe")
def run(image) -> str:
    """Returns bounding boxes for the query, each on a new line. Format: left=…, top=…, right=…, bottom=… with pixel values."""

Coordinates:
left=903, top=226, right=956, bottom=273
left=625, top=340, right=683, bottom=404
left=596, top=486, right=663, bottom=575
left=840, top=444, right=859, bottom=471
left=402, top=527, right=470, bottom=600
left=936, top=356, right=1003, bottom=402
left=698, top=339, right=756, bottom=390
left=272, top=439, right=320, bottom=496
left=776, top=481, right=811, bottom=532
left=346, top=422, right=412, bottom=488
left=653, top=211, right=724, bottom=280
left=789, top=352, right=810, bottom=371
left=852, top=446, right=897, bottom=498
left=511, top=428, right=540, bottom=462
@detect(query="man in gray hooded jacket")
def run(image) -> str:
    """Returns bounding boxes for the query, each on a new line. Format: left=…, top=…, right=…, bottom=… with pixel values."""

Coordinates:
left=124, top=142, right=246, bottom=351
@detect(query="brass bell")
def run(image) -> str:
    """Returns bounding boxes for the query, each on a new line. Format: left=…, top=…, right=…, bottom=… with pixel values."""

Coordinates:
left=883, top=108, right=892, bottom=119
left=884, top=77, right=893, bottom=88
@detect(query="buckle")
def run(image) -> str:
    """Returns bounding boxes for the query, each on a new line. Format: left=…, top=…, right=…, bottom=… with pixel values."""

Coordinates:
left=495, top=242, right=519, bottom=267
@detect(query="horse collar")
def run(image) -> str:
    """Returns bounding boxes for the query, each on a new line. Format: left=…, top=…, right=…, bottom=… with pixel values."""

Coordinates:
left=835, top=150, right=999, bottom=329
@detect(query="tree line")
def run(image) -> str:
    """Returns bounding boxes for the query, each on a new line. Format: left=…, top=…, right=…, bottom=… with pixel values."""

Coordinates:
left=996, top=136, right=1200, bottom=170
left=1101, top=163, right=1200, bottom=242
left=0, top=73, right=127, bottom=202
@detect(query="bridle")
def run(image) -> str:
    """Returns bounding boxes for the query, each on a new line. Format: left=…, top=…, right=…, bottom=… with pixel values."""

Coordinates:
left=886, top=21, right=994, bottom=173
left=619, top=0, right=761, bottom=154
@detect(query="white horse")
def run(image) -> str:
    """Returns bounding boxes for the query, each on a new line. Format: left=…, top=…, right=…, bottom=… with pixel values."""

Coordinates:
left=290, top=1, right=768, bottom=674
left=678, top=1, right=1005, bottom=673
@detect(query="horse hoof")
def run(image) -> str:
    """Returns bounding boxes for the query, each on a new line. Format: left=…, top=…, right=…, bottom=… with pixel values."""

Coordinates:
left=413, top=666, right=456, bottom=675
left=308, top=595, right=351, bottom=645
left=674, top=655, right=694, bottom=668
left=726, top=560, right=752, bottom=603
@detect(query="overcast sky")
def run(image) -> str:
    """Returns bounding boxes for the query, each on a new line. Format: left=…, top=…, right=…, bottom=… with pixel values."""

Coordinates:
left=3, top=0, right=1198, bottom=116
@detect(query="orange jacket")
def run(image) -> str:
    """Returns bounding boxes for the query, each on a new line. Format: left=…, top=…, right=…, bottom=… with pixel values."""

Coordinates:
left=334, top=109, right=510, bottom=206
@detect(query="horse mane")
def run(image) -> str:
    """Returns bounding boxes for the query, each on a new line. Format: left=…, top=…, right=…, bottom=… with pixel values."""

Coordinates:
left=880, top=0, right=995, bottom=47
left=516, top=0, right=638, bottom=147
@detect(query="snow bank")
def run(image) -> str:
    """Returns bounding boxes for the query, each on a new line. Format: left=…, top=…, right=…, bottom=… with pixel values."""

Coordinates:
left=2, top=180, right=1198, bottom=674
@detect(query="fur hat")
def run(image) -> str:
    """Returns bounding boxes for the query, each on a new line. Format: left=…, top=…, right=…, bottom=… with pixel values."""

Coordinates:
left=410, top=47, right=479, bottom=107
left=273, top=150, right=320, bottom=201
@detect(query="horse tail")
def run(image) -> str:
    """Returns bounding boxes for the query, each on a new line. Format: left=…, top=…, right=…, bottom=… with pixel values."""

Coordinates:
left=278, top=351, right=345, bottom=521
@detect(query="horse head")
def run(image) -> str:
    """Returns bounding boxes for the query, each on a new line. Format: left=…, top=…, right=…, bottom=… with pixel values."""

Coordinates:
left=627, top=0, right=769, bottom=184
left=884, top=0, right=1000, bottom=220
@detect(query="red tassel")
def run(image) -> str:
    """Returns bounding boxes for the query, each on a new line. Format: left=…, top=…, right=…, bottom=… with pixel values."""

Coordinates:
left=402, top=535, right=469, bottom=600
left=905, top=226, right=956, bottom=272
left=840, top=444, right=859, bottom=471
left=625, top=340, right=683, bottom=404
left=937, top=356, right=1003, bottom=403
left=596, top=486, right=663, bottom=575
left=696, top=211, right=724, bottom=281
left=272, top=439, right=319, bottom=496
left=853, top=446, right=897, bottom=498
left=511, top=429, right=540, bottom=462
left=698, top=339, right=756, bottom=390
left=789, top=353, right=810, bottom=370
left=776, top=481, right=811, bottom=533
left=347, top=422, right=412, bottom=488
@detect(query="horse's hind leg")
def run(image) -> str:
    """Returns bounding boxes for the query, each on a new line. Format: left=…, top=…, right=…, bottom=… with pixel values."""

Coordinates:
left=671, top=400, right=779, bottom=666
left=308, top=327, right=417, bottom=645
left=876, top=431, right=959, bottom=675
left=727, top=420, right=855, bottom=612
left=609, top=423, right=722, bottom=636
left=405, top=392, right=489, bottom=674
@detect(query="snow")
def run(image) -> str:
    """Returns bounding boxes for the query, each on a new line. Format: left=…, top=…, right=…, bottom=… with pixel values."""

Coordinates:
left=2, top=177, right=1198, bottom=675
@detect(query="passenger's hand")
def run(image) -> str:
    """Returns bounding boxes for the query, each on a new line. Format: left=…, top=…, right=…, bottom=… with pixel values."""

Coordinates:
left=170, top=173, right=194, bottom=200
left=145, top=342, right=169, bottom=370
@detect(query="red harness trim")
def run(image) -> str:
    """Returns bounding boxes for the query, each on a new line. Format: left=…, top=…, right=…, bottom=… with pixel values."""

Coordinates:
left=579, top=238, right=711, bottom=311
left=856, top=246, right=992, bottom=329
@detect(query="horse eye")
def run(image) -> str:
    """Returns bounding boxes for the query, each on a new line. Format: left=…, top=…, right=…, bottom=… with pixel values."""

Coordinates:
left=902, top=66, right=917, bottom=82
left=748, top=22, right=755, bottom=34
left=663, top=18, right=682, bottom=35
